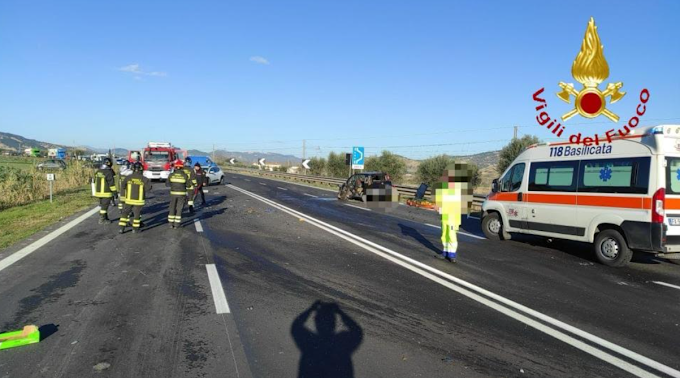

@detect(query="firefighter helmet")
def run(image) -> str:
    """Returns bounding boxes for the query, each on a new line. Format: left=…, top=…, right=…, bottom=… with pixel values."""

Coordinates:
left=173, top=159, right=184, bottom=168
left=103, top=157, right=113, bottom=167
left=132, top=162, right=143, bottom=172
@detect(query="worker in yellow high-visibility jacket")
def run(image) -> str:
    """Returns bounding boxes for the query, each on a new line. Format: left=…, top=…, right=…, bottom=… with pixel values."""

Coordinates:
left=435, top=164, right=474, bottom=262
left=92, top=157, right=117, bottom=224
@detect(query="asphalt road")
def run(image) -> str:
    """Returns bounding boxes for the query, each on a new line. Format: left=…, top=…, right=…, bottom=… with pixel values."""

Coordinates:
left=1, top=172, right=679, bottom=377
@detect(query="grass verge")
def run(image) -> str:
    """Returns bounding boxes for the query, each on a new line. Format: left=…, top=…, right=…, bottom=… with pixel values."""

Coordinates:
left=0, top=186, right=94, bottom=250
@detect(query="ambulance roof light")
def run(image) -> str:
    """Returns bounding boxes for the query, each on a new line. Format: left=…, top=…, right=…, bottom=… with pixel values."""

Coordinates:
left=652, top=126, right=664, bottom=135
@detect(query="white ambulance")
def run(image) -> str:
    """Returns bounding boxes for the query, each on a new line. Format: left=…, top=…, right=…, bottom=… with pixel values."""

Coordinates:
left=481, top=125, right=680, bottom=267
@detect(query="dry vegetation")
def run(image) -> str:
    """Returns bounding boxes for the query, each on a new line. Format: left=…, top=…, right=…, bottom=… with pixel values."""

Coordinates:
left=0, top=159, right=95, bottom=209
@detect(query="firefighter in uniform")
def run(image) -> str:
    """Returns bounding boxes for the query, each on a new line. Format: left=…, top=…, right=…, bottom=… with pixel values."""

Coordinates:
left=166, top=160, right=191, bottom=229
left=93, top=158, right=117, bottom=224
left=182, top=157, right=198, bottom=213
left=118, top=160, right=133, bottom=215
left=119, top=162, right=151, bottom=234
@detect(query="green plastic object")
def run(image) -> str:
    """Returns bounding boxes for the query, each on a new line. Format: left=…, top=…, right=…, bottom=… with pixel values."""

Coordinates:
left=0, top=325, right=40, bottom=350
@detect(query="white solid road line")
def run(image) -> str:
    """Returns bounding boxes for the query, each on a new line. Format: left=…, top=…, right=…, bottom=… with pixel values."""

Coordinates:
left=652, top=281, right=680, bottom=291
left=459, top=231, right=485, bottom=240
left=345, top=203, right=371, bottom=211
left=277, top=187, right=288, bottom=191
left=303, top=193, right=318, bottom=198
left=226, top=184, right=679, bottom=378
left=259, top=182, right=267, bottom=186
left=206, top=264, right=231, bottom=314
left=194, top=219, right=204, bottom=233
left=0, top=206, right=99, bottom=273
left=424, top=223, right=485, bottom=240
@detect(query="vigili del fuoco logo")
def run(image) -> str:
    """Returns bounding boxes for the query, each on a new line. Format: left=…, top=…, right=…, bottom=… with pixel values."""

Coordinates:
left=533, top=17, right=650, bottom=145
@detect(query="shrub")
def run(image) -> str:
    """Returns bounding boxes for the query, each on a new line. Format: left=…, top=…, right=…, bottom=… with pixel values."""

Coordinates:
left=308, top=157, right=326, bottom=176
left=326, top=152, right=348, bottom=178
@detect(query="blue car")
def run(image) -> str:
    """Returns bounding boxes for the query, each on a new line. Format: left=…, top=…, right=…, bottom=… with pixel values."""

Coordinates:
left=186, top=156, right=215, bottom=169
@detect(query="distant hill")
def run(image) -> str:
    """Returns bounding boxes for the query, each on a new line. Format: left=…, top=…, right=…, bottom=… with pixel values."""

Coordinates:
left=0, top=131, right=68, bottom=152
left=82, top=146, right=129, bottom=156
left=188, top=149, right=301, bottom=165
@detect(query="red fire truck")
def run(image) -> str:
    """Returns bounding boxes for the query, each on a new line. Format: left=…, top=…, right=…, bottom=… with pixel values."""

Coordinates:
left=141, top=142, right=177, bottom=181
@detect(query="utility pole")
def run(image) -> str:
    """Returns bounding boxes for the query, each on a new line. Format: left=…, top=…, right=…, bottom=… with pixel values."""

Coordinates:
left=513, top=125, right=518, bottom=140
left=302, top=139, right=306, bottom=175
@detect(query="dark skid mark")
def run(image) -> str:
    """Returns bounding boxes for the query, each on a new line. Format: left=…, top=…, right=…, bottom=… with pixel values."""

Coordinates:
left=71, top=231, right=90, bottom=239
left=3, top=260, right=86, bottom=330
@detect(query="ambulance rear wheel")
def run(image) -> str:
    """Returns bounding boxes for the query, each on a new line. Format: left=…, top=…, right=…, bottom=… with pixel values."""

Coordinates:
left=594, top=229, right=632, bottom=267
left=482, top=212, right=508, bottom=241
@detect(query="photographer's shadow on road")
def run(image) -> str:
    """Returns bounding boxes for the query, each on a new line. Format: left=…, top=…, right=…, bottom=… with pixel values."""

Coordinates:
left=291, top=301, right=363, bottom=378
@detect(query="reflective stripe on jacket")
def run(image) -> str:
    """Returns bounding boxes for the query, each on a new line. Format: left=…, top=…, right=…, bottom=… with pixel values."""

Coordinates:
left=93, top=168, right=117, bottom=198
left=181, top=167, right=197, bottom=189
left=123, top=172, right=151, bottom=206
left=166, top=170, right=190, bottom=196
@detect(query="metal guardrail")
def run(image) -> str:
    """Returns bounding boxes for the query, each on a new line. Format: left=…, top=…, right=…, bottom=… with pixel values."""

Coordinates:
left=224, top=167, right=487, bottom=210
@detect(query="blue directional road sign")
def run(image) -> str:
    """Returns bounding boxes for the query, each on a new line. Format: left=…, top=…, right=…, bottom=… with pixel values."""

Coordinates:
left=352, top=146, right=364, bottom=169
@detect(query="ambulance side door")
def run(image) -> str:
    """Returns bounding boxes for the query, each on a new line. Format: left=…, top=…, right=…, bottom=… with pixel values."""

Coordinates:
left=499, top=162, right=528, bottom=231
left=526, top=160, right=580, bottom=236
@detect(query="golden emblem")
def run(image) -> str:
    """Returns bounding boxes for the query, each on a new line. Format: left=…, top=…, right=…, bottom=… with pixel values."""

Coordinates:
left=557, top=17, right=625, bottom=122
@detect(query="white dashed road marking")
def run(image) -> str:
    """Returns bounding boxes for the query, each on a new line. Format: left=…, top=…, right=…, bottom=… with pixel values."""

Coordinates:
left=303, top=193, right=318, bottom=198
left=425, top=223, right=484, bottom=240
left=277, top=187, right=288, bottom=191
left=345, top=203, right=371, bottom=211
left=206, top=264, right=230, bottom=314
left=194, top=219, right=204, bottom=233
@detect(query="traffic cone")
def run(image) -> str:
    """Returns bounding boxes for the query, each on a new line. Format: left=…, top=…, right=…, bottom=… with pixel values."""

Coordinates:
left=0, top=325, right=40, bottom=350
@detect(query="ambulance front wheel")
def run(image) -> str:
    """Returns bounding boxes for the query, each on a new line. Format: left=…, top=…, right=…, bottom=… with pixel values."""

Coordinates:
left=594, top=229, right=633, bottom=267
left=482, top=212, right=510, bottom=241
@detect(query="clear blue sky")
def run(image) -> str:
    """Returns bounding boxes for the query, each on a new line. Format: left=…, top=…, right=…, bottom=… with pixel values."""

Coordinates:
left=1, top=0, right=678, bottom=159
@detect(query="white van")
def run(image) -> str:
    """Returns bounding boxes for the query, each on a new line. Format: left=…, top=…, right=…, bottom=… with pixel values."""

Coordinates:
left=481, top=125, right=680, bottom=267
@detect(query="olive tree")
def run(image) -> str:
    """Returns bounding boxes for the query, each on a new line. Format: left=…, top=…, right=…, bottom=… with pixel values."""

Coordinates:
left=497, top=135, right=540, bottom=175
left=364, top=150, right=406, bottom=183
left=326, top=152, right=348, bottom=178
left=416, top=154, right=481, bottom=190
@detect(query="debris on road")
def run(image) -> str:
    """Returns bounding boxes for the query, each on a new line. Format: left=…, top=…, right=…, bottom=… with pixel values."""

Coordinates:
left=0, top=325, right=40, bottom=350
left=93, top=362, right=111, bottom=372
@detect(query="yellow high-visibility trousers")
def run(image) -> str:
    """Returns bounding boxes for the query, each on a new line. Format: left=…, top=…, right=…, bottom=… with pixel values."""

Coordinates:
left=440, top=215, right=459, bottom=259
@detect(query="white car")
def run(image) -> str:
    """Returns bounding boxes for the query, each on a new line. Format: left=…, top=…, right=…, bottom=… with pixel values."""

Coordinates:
left=204, top=165, right=224, bottom=185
